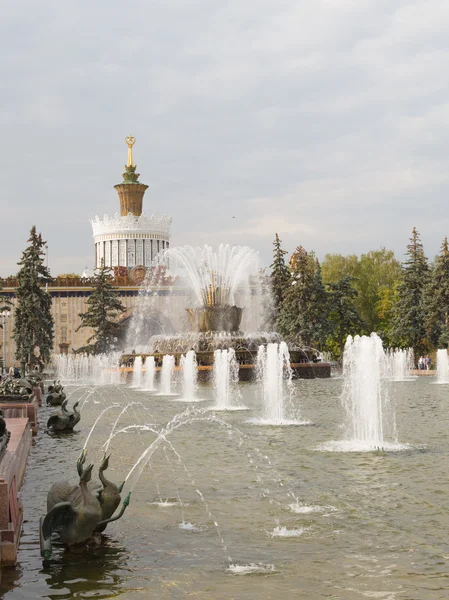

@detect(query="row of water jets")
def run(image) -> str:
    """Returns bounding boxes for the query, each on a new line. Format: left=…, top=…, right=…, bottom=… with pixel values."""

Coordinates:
left=130, top=343, right=296, bottom=422
left=53, top=340, right=449, bottom=448
left=53, top=343, right=297, bottom=424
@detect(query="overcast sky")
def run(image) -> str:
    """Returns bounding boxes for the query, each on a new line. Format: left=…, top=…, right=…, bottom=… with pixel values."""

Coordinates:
left=1, top=0, right=449, bottom=276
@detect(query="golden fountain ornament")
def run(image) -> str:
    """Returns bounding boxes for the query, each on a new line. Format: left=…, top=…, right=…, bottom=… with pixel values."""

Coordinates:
left=125, top=135, right=136, bottom=167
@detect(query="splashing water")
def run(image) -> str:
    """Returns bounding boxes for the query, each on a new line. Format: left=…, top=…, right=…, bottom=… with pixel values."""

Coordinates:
left=52, top=352, right=122, bottom=385
left=288, top=503, right=337, bottom=514
left=319, top=333, right=405, bottom=452
left=159, top=355, right=176, bottom=395
left=385, top=348, right=414, bottom=381
left=180, top=351, right=200, bottom=401
left=259, top=343, right=291, bottom=422
left=178, top=521, right=207, bottom=532
left=436, top=349, right=449, bottom=384
left=103, top=401, right=157, bottom=453
left=249, top=342, right=309, bottom=425
left=227, top=563, right=276, bottom=575
left=267, top=526, right=309, bottom=538
left=213, top=349, right=240, bottom=410
left=143, top=356, right=156, bottom=391
left=131, top=356, right=143, bottom=388
left=83, top=404, right=121, bottom=450
left=156, top=244, right=259, bottom=308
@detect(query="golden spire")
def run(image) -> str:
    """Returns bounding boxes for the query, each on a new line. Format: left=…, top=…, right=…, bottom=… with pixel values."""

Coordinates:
left=125, top=135, right=136, bottom=167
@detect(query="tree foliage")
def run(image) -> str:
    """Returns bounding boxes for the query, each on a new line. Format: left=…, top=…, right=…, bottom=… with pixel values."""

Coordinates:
left=269, top=233, right=290, bottom=328
left=424, top=237, right=449, bottom=348
left=76, top=263, right=126, bottom=354
left=375, top=284, right=399, bottom=347
left=392, top=227, right=430, bottom=356
left=13, top=226, right=53, bottom=368
left=321, top=249, right=401, bottom=334
left=277, top=246, right=329, bottom=348
left=325, top=276, right=363, bottom=358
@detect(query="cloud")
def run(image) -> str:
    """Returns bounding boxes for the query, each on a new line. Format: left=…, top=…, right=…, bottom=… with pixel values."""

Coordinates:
left=227, top=215, right=314, bottom=237
left=1, top=0, right=449, bottom=274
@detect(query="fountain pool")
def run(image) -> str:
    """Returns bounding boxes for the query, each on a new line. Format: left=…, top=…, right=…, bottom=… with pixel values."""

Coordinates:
left=3, top=378, right=449, bottom=599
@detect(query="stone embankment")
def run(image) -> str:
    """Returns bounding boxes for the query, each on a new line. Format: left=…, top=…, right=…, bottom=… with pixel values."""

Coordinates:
left=0, top=385, right=41, bottom=565
left=0, top=418, right=32, bottom=565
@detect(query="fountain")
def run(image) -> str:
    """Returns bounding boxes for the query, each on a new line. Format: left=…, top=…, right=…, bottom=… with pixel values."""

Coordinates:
left=53, top=353, right=123, bottom=385
left=212, top=349, right=240, bottom=410
left=436, top=349, right=449, bottom=383
left=258, top=343, right=291, bottom=422
left=180, top=351, right=200, bottom=402
left=159, top=355, right=176, bottom=396
left=385, top=348, right=413, bottom=381
left=121, top=244, right=331, bottom=381
left=320, top=333, right=404, bottom=451
left=131, top=356, right=143, bottom=388
left=143, top=356, right=156, bottom=391
left=251, top=342, right=308, bottom=425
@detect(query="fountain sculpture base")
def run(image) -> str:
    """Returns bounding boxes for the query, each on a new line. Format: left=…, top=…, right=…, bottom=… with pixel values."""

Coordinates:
left=186, top=305, right=243, bottom=333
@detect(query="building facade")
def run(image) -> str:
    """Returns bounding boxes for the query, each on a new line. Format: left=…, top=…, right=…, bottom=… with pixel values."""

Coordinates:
left=0, top=137, right=175, bottom=364
left=0, top=282, right=184, bottom=363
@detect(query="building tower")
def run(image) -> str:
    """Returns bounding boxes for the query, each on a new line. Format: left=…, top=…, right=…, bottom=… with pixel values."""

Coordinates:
left=91, top=136, right=172, bottom=271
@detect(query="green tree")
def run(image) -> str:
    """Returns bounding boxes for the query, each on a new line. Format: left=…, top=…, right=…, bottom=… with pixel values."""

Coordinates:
left=392, top=227, right=430, bottom=356
left=375, top=284, right=399, bottom=346
left=322, top=248, right=402, bottom=334
left=269, top=233, right=290, bottom=327
left=76, top=263, right=126, bottom=354
left=325, top=276, right=363, bottom=358
left=356, top=249, right=402, bottom=333
left=13, top=226, right=53, bottom=369
left=424, top=237, right=449, bottom=347
left=277, top=247, right=329, bottom=348
left=321, top=253, right=359, bottom=284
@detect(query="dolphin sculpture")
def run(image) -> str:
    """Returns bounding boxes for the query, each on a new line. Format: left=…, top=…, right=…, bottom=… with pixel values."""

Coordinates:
left=41, top=460, right=131, bottom=559
left=46, top=380, right=66, bottom=406
left=76, top=450, right=126, bottom=532
left=94, top=453, right=125, bottom=533
left=41, top=464, right=102, bottom=555
left=47, top=400, right=80, bottom=432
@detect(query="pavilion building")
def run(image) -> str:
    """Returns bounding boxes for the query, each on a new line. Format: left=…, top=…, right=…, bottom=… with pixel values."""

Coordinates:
left=91, top=136, right=172, bottom=272
left=1, top=137, right=178, bottom=358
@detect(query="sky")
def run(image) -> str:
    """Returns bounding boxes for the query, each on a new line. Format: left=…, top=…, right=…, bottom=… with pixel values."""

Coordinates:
left=1, top=0, right=449, bottom=276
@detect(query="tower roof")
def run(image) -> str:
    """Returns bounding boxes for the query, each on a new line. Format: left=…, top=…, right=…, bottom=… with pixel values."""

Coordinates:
left=118, top=135, right=146, bottom=185
left=115, top=136, right=148, bottom=216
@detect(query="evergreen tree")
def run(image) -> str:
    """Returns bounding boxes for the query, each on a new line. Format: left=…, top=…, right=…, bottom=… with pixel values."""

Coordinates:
left=277, top=247, right=329, bottom=348
left=326, top=276, right=363, bottom=358
left=424, top=237, right=449, bottom=347
left=392, top=227, right=430, bottom=356
left=269, top=233, right=290, bottom=327
left=76, top=263, right=126, bottom=354
left=13, top=226, right=53, bottom=369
